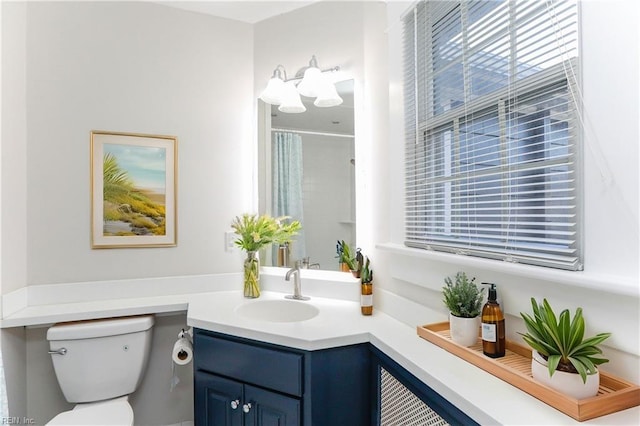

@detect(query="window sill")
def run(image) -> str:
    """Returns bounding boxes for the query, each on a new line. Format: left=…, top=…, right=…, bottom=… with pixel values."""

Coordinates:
left=376, top=243, right=638, bottom=297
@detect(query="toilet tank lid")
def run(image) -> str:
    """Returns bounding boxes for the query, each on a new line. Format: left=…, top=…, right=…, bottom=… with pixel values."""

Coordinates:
left=47, top=315, right=154, bottom=341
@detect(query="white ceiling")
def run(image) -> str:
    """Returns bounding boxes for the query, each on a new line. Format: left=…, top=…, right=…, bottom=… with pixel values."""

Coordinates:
left=159, top=1, right=317, bottom=23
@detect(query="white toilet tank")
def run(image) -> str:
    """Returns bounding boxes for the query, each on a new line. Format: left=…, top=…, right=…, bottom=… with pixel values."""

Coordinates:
left=47, top=315, right=154, bottom=403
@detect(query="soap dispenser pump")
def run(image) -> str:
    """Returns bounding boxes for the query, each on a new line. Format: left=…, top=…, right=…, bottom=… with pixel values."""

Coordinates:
left=481, top=283, right=505, bottom=358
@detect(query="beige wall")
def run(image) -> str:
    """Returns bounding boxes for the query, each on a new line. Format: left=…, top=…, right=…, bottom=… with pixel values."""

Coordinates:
left=2, top=1, right=254, bottom=290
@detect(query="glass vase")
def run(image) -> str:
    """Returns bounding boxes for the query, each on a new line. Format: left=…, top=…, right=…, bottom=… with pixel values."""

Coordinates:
left=243, top=250, right=261, bottom=298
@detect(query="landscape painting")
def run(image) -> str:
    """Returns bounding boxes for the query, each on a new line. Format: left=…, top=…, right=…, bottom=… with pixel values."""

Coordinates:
left=91, top=131, right=177, bottom=248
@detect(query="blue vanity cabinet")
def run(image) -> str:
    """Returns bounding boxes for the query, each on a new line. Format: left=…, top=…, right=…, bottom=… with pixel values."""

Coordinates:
left=193, top=329, right=371, bottom=426
left=194, top=372, right=244, bottom=425
left=195, top=370, right=300, bottom=426
left=244, top=384, right=301, bottom=426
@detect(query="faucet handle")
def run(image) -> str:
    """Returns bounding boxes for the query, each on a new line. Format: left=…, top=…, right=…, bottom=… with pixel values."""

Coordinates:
left=294, top=259, right=303, bottom=269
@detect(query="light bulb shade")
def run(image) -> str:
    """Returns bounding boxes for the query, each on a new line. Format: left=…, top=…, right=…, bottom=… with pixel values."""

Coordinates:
left=296, top=67, right=323, bottom=98
left=278, top=82, right=306, bottom=113
left=314, top=81, right=343, bottom=107
left=259, top=77, right=285, bottom=105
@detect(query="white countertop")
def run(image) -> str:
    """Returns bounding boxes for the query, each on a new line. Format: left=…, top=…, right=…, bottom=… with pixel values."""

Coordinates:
left=187, top=289, right=640, bottom=426
left=2, top=273, right=638, bottom=425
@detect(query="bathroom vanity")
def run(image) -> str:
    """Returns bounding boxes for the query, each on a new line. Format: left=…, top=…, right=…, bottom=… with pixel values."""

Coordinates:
left=194, top=329, right=371, bottom=425
left=193, top=329, right=475, bottom=426
left=188, top=289, right=478, bottom=426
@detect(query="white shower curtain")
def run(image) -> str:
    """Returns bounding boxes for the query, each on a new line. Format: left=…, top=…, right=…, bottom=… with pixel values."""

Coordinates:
left=272, top=132, right=306, bottom=261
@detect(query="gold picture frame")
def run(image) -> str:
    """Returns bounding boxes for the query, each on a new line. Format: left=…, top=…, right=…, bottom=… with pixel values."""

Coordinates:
left=90, top=131, right=177, bottom=248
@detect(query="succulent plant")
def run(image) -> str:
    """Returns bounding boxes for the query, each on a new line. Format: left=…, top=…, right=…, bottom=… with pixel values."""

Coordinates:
left=360, top=257, right=373, bottom=284
left=520, top=298, right=611, bottom=383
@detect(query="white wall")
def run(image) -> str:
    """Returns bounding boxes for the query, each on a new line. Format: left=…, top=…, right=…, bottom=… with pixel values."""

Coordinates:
left=3, top=1, right=253, bottom=289
left=1, top=0, right=28, bottom=295
left=379, top=0, right=640, bottom=382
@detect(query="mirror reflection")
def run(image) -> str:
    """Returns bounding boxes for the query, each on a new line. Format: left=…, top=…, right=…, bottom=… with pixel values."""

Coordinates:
left=259, top=80, right=355, bottom=270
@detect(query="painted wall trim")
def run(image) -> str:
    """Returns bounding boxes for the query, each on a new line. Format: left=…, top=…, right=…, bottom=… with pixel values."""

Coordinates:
left=1, top=287, right=28, bottom=318
left=378, top=242, right=638, bottom=297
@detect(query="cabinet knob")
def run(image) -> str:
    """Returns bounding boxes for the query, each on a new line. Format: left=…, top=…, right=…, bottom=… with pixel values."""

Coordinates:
left=242, top=402, right=252, bottom=413
left=230, top=399, right=240, bottom=410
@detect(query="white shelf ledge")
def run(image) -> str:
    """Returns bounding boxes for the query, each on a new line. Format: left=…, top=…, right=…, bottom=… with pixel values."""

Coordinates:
left=377, top=242, right=639, bottom=297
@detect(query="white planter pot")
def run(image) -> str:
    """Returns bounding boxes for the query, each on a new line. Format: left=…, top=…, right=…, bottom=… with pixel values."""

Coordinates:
left=531, top=350, right=600, bottom=399
left=449, top=313, right=480, bottom=347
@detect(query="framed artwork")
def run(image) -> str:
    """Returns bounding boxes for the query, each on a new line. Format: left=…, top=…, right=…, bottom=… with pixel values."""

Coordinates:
left=91, top=131, right=177, bottom=248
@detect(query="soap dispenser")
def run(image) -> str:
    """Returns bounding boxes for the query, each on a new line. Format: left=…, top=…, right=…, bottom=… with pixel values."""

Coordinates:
left=481, top=283, right=505, bottom=358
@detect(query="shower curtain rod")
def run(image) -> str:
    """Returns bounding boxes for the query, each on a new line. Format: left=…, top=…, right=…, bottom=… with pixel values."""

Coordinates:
left=271, top=128, right=354, bottom=139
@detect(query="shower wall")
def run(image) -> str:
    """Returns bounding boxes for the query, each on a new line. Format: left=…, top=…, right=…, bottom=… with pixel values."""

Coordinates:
left=301, top=133, right=355, bottom=270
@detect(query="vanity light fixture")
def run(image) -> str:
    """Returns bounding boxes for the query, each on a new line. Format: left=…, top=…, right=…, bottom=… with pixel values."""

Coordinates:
left=279, top=81, right=307, bottom=113
left=259, top=65, right=287, bottom=105
left=259, top=55, right=343, bottom=113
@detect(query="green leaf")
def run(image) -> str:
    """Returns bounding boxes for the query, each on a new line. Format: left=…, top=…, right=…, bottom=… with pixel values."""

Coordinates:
left=568, top=356, right=596, bottom=384
left=547, top=354, right=561, bottom=377
left=542, top=299, right=558, bottom=331
left=558, top=309, right=571, bottom=354
left=570, top=333, right=612, bottom=355
left=566, top=309, right=585, bottom=353
left=521, top=335, right=551, bottom=356
left=541, top=322, right=564, bottom=358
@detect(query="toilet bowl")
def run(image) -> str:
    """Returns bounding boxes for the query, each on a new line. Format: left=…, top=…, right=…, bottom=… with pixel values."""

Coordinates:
left=47, top=396, right=133, bottom=426
left=46, top=315, right=154, bottom=425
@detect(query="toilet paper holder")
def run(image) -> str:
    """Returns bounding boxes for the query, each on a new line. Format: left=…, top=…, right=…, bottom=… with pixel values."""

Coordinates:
left=178, top=327, right=192, bottom=341
left=171, top=327, right=194, bottom=391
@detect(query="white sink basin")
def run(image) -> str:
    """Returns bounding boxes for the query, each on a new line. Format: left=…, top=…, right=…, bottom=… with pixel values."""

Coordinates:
left=235, top=299, right=319, bottom=323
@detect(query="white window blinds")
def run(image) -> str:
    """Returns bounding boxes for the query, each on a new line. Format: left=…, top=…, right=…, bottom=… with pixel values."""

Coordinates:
left=404, top=0, right=581, bottom=270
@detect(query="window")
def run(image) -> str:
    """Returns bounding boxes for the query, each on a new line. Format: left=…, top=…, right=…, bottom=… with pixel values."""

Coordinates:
left=404, top=0, right=581, bottom=270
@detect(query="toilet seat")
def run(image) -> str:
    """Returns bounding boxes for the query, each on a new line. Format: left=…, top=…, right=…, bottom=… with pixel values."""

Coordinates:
left=47, top=397, right=133, bottom=426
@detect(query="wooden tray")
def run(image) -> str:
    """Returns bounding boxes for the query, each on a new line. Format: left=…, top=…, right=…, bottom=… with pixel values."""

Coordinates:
left=417, top=322, right=640, bottom=422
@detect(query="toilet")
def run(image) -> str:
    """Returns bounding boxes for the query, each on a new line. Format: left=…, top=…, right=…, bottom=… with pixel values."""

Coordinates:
left=46, top=315, right=155, bottom=425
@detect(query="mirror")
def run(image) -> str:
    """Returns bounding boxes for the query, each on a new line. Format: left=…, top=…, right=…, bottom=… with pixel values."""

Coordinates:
left=258, top=80, right=355, bottom=270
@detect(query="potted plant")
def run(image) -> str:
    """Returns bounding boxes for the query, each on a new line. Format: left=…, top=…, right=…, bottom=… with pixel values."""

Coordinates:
left=360, top=256, right=373, bottom=315
left=335, top=240, right=357, bottom=272
left=442, top=272, right=484, bottom=347
left=231, top=213, right=301, bottom=298
left=520, top=298, right=611, bottom=399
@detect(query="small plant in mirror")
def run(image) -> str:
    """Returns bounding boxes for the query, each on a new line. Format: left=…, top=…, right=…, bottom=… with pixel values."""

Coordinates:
left=335, top=240, right=358, bottom=271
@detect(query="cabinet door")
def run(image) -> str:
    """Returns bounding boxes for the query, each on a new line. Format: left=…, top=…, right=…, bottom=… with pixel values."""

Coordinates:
left=195, top=372, right=244, bottom=426
left=371, top=347, right=478, bottom=426
left=243, top=384, right=300, bottom=426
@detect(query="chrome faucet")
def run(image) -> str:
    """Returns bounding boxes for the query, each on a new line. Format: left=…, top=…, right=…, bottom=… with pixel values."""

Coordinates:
left=285, top=260, right=310, bottom=301
left=301, top=257, right=320, bottom=269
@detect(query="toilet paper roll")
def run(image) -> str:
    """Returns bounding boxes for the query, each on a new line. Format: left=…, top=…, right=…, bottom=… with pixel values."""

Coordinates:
left=172, top=337, right=193, bottom=366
